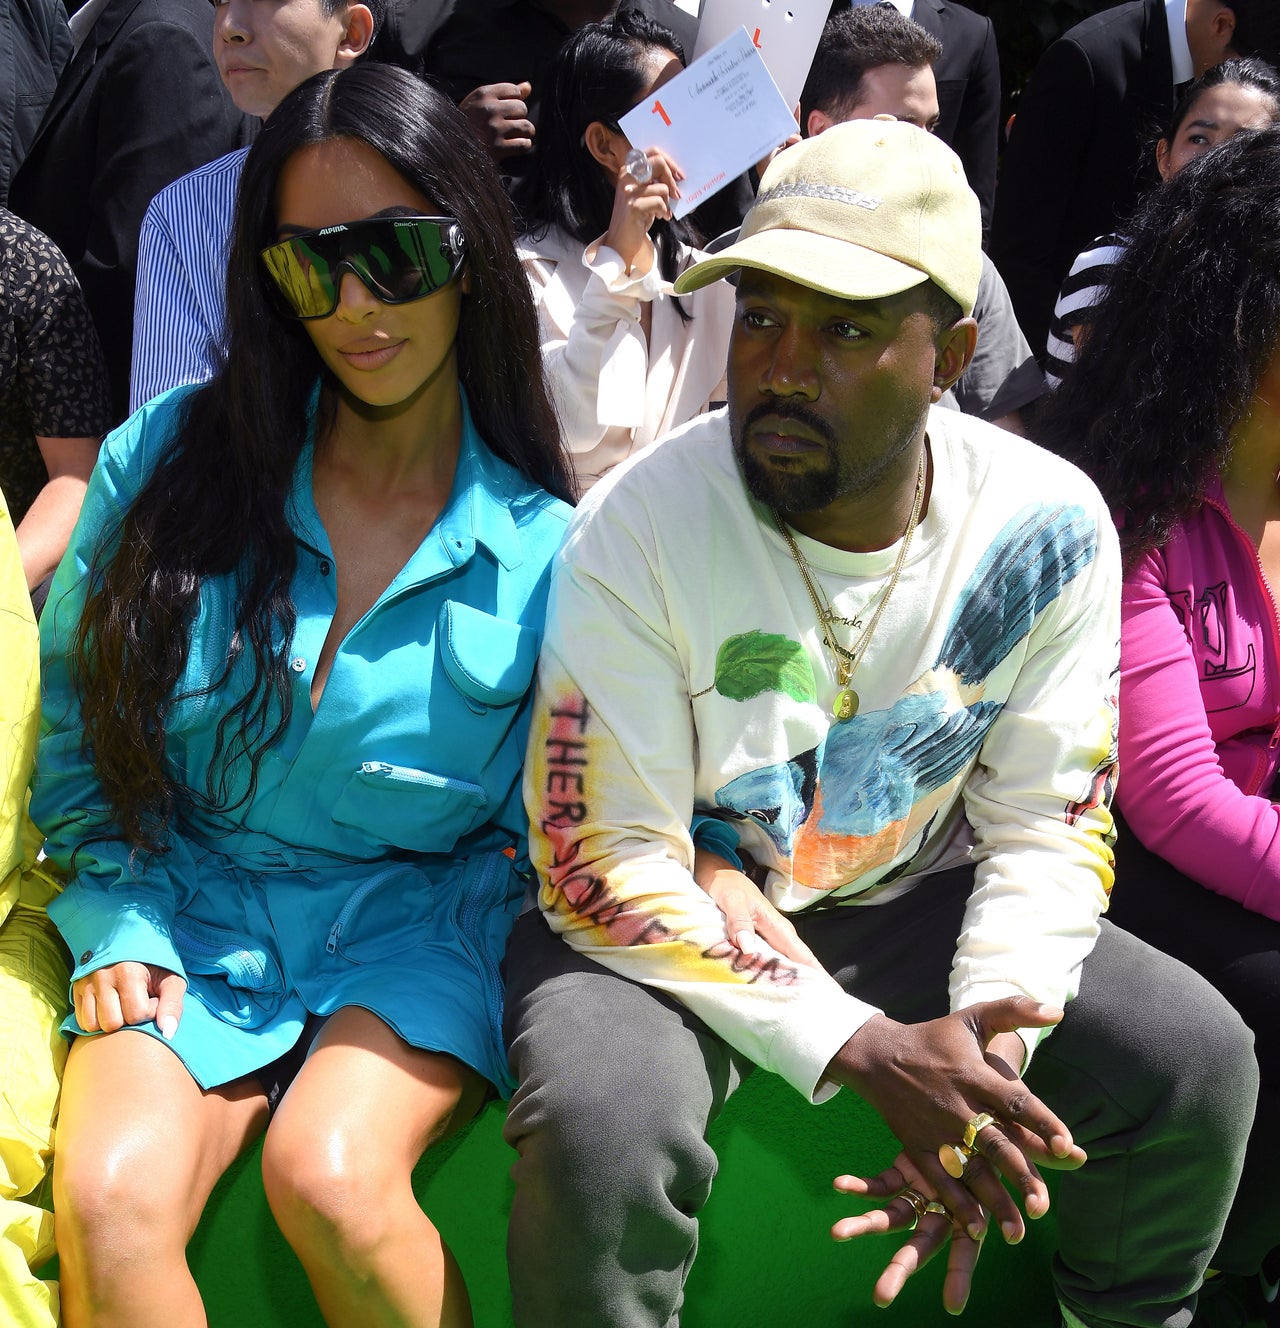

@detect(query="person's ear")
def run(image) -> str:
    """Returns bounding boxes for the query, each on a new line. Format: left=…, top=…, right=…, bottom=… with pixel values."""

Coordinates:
left=1155, top=136, right=1174, bottom=181
left=460, top=263, right=472, bottom=297
left=805, top=107, right=834, bottom=138
left=583, top=120, right=627, bottom=176
left=1212, top=3, right=1238, bottom=55
left=337, top=3, right=376, bottom=64
left=931, top=316, right=978, bottom=400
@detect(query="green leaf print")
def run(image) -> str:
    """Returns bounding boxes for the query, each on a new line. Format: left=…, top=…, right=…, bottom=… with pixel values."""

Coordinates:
left=713, top=631, right=816, bottom=703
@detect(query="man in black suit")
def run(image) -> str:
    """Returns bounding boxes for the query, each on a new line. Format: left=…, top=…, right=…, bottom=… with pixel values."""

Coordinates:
left=829, top=1, right=1000, bottom=240
left=991, top=0, right=1280, bottom=360
left=0, top=0, right=72, bottom=207
left=8, top=0, right=253, bottom=423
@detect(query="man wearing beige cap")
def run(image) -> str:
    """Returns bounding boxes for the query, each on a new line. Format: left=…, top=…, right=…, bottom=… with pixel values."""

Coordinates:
left=507, top=120, right=1254, bottom=1328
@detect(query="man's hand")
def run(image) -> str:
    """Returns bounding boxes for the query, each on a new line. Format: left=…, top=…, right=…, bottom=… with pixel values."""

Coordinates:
left=692, top=848, right=820, bottom=969
left=830, top=997, right=1086, bottom=1242
left=459, top=81, right=536, bottom=160
left=832, top=1152, right=985, bottom=1313
left=73, top=961, right=187, bottom=1040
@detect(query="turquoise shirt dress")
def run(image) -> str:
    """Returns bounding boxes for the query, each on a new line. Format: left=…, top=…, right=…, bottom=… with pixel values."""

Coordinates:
left=33, top=387, right=571, bottom=1096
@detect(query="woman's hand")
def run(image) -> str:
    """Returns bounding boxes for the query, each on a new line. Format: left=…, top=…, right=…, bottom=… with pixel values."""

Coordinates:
left=692, top=848, right=821, bottom=969
left=74, top=961, right=187, bottom=1039
left=603, top=147, right=684, bottom=277
left=832, top=1152, right=986, bottom=1313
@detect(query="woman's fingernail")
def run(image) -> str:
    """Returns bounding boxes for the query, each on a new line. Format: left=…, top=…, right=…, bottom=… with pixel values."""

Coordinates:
left=159, top=1015, right=177, bottom=1041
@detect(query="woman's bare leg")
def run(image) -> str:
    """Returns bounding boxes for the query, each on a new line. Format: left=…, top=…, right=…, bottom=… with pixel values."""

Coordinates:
left=54, top=1031, right=268, bottom=1328
left=261, top=1008, right=487, bottom=1328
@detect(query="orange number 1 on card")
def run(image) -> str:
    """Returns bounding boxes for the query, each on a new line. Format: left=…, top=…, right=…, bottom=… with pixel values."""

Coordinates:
left=652, top=99, right=671, bottom=126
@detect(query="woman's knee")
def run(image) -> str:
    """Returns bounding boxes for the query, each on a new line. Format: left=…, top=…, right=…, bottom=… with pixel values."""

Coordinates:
left=54, top=1127, right=195, bottom=1272
left=261, top=1115, right=410, bottom=1264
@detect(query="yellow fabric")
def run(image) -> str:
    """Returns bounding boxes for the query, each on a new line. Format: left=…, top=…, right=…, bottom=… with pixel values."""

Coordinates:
left=0, top=905, right=68, bottom=1328
left=0, top=492, right=66, bottom=1326
left=0, top=491, right=51, bottom=920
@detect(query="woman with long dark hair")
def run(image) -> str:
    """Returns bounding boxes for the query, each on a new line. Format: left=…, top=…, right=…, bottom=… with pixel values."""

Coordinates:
left=1040, top=125, right=1280, bottom=1319
left=33, top=61, right=572, bottom=1326
left=519, top=10, right=736, bottom=494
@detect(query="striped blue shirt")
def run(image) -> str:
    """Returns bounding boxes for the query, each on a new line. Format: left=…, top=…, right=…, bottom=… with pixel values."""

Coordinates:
left=130, top=147, right=249, bottom=414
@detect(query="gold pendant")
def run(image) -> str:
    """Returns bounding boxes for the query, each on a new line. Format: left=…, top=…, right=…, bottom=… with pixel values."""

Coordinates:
left=833, top=688, right=858, bottom=721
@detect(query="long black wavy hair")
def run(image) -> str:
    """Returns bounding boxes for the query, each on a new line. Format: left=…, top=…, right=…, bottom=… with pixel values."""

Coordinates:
left=73, top=63, right=572, bottom=853
left=1039, top=126, right=1280, bottom=565
left=523, top=10, right=694, bottom=320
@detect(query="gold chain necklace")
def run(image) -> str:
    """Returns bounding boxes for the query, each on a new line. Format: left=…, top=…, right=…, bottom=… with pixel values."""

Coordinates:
left=772, top=447, right=927, bottom=722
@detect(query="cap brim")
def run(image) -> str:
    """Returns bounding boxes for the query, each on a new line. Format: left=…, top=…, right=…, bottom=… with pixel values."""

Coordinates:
left=675, top=227, right=929, bottom=302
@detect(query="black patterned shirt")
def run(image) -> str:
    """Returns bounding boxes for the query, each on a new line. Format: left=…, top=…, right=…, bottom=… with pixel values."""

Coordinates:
left=1, top=208, right=110, bottom=521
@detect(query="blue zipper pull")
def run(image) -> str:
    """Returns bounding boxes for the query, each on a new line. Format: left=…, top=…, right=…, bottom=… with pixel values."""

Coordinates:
left=326, top=921, right=343, bottom=954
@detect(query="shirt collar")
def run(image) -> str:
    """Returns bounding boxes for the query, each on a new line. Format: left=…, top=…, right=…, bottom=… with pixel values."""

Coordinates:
left=1166, top=0, right=1194, bottom=86
left=288, top=387, right=525, bottom=576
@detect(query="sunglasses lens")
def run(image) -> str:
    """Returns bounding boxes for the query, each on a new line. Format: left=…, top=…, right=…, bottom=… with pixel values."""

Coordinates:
left=262, top=234, right=339, bottom=318
left=261, top=218, right=463, bottom=319
left=365, top=222, right=458, bottom=301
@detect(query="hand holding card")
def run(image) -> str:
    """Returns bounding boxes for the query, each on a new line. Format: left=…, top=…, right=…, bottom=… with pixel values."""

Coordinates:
left=617, top=28, right=799, bottom=220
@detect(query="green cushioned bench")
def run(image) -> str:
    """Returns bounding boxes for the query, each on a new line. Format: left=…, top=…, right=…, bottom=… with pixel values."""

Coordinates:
left=186, top=1069, right=1058, bottom=1327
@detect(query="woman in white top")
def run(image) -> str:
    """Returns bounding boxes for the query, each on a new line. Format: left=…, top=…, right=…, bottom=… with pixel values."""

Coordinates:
left=518, top=11, right=736, bottom=495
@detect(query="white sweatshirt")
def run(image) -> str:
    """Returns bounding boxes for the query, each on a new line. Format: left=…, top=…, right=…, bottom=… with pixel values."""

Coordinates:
left=525, top=406, right=1120, bottom=1101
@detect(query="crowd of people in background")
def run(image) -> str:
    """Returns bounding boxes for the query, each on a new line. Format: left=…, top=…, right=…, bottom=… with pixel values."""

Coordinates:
left=4, top=1, right=1280, bottom=1326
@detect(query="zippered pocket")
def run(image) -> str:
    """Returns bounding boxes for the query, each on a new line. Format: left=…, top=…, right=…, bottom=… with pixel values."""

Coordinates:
left=324, top=861, right=437, bottom=963
left=171, top=917, right=284, bottom=1028
left=331, top=760, right=489, bottom=854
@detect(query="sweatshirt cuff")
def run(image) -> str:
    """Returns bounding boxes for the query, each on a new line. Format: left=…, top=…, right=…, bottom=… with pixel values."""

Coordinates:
left=765, top=984, right=883, bottom=1104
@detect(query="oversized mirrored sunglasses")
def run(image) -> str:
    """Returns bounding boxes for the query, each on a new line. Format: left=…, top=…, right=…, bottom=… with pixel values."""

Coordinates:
left=260, top=215, right=467, bottom=320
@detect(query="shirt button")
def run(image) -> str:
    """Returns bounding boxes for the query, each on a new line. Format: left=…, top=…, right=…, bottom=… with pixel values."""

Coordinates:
left=80, top=949, right=93, bottom=964
left=319, top=559, right=331, bottom=575
left=290, top=656, right=306, bottom=673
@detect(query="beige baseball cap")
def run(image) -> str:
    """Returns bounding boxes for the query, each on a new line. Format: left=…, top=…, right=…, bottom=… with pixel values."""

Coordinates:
left=674, top=118, right=981, bottom=316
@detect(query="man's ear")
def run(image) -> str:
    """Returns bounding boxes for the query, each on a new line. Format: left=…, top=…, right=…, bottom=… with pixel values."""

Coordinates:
left=583, top=120, right=627, bottom=176
left=805, top=107, right=834, bottom=139
left=1212, top=2, right=1238, bottom=54
left=931, top=316, right=978, bottom=401
left=337, top=3, right=376, bottom=64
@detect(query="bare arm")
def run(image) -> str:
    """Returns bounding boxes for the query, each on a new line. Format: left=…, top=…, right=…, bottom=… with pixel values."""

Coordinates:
left=17, top=434, right=100, bottom=591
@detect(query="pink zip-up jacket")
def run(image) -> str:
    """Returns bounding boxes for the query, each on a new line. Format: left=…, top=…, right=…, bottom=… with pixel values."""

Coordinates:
left=1119, top=473, right=1280, bottom=918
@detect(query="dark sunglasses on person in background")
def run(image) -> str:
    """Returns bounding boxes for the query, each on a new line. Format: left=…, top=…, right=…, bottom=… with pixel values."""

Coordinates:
left=260, top=216, right=468, bottom=320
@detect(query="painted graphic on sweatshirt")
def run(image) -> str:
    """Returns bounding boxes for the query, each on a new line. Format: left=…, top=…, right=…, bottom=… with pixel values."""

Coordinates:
left=711, top=506, right=1099, bottom=886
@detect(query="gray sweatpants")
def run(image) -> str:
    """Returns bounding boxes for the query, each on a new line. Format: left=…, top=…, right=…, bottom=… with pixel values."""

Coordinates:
left=503, top=866, right=1258, bottom=1328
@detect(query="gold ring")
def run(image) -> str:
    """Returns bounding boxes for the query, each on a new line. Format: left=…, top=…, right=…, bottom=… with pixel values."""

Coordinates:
left=924, top=1200, right=949, bottom=1217
left=962, top=1112, right=997, bottom=1151
left=939, top=1141, right=973, bottom=1177
left=899, top=1187, right=928, bottom=1228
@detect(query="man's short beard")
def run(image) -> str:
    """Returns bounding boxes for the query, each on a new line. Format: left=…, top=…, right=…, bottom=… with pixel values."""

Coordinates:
left=732, top=400, right=842, bottom=515
left=736, top=442, right=842, bottom=514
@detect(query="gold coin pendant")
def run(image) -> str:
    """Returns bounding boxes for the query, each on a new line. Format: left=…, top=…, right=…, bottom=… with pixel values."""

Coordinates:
left=833, top=689, right=858, bottom=722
